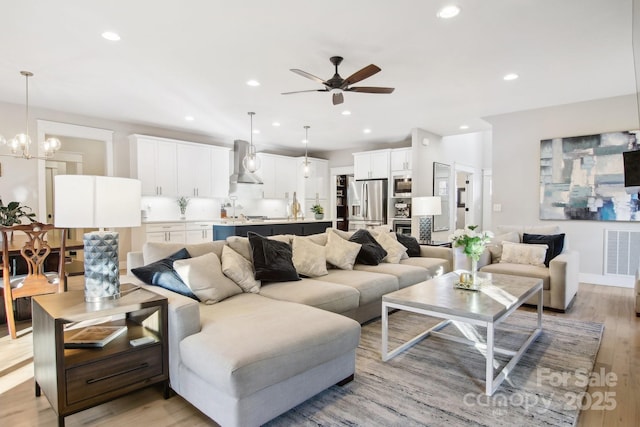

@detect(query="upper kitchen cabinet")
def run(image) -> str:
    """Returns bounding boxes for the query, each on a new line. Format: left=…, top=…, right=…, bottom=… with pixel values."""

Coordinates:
left=353, top=149, right=390, bottom=180
left=257, top=153, right=298, bottom=199
left=299, top=157, right=329, bottom=201
left=210, top=146, right=231, bottom=198
left=177, top=143, right=212, bottom=197
left=391, top=147, right=412, bottom=171
left=130, top=135, right=178, bottom=197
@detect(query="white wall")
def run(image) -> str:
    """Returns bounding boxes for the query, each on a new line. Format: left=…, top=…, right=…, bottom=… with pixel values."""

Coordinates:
left=485, top=93, right=638, bottom=287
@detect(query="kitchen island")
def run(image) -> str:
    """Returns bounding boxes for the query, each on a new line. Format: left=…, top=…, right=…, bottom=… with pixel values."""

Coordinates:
left=213, top=219, right=332, bottom=240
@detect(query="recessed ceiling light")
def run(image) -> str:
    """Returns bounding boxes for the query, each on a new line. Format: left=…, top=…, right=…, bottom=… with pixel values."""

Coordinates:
left=301, top=139, right=308, bottom=144
left=272, top=122, right=281, bottom=127
left=253, top=129, right=260, bottom=134
left=459, top=124, right=469, bottom=130
left=363, top=128, right=372, bottom=134
left=341, top=110, right=351, bottom=116
left=185, top=116, right=194, bottom=121
left=101, top=31, right=121, bottom=41
left=246, top=80, right=260, bottom=87
left=437, top=5, right=461, bottom=19
left=503, top=73, right=519, bottom=81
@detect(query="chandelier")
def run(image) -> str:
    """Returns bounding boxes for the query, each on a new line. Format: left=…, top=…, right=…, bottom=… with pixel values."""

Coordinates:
left=0, top=71, right=62, bottom=159
left=302, top=125, right=311, bottom=178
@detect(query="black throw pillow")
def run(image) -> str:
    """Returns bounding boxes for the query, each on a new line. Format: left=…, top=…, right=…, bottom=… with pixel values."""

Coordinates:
left=396, top=233, right=421, bottom=257
left=131, top=248, right=199, bottom=300
left=349, top=229, right=388, bottom=265
left=247, top=232, right=300, bottom=282
left=522, top=233, right=565, bottom=267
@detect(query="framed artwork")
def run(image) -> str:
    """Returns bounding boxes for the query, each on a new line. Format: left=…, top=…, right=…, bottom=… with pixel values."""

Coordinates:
left=539, top=130, right=639, bottom=221
left=457, top=188, right=466, bottom=208
left=433, top=162, right=450, bottom=231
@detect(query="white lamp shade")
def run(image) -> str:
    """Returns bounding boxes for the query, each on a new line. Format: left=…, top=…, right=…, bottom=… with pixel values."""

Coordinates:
left=412, top=196, right=442, bottom=216
left=54, top=175, right=142, bottom=228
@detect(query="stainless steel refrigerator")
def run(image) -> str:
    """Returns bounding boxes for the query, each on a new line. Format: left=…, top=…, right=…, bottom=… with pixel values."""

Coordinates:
left=347, top=177, right=388, bottom=230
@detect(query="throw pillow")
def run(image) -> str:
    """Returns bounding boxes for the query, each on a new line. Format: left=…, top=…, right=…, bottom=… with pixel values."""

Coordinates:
left=374, top=231, right=407, bottom=264
left=226, top=236, right=253, bottom=261
left=349, top=229, right=388, bottom=265
left=221, top=245, right=261, bottom=293
left=522, top=233, right=565, bottom=267
left=325, top=229, right=361, bottom=270
left=173, top=252, right=242, bottom=304
left=291, top=236, right=328, bottom=277
left=500, top=242, right=547, bottom=268
left=396, top=233, right=421, bottom=257
left=131, top=248, right=198, bottom=300
left=487, top=231, right=520, bottom=263
left=248, top=232, right=300, bottom=282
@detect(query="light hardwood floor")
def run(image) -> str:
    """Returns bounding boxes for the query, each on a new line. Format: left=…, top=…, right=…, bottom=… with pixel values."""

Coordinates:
left=0, top=279, right=638, bottom=426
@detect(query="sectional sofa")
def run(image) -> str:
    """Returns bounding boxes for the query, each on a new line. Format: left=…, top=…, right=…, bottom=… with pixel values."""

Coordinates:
left=124, top=228, right=453, bottom=426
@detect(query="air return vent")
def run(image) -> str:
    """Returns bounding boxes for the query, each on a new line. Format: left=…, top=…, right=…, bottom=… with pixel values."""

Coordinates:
left=604, top=229, right=640, bottom=276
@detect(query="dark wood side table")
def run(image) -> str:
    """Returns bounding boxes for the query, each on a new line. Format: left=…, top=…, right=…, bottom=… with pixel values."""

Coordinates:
left=32, top=285, right=169, bottom=427
left=419, top=240, right=452, bottom=248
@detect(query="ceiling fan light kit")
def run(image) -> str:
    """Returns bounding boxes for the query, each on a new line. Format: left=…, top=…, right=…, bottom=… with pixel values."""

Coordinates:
left=283, top=56, right=395, bottom=105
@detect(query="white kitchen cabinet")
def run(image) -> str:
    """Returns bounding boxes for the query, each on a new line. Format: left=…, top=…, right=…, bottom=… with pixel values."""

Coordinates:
left=130, top=135, right=178, bottom=197
left=299, top=157, right=329, bottom=201
left=211, top=146, right=231, bottom=198
left=256, top=153, right=297, bottom=199
left=391, top=147, right=412, bottom=171
left=185, top=222, right=215, bottom=244
left=353, top=149, right=390, bottom=180
left=177, top=143, right=212, bottom=197
left=143, top=223, right=186, bottom=245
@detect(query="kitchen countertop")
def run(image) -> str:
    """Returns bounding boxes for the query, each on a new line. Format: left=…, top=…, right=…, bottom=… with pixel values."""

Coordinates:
left=141, top=219, right=332, bottom=225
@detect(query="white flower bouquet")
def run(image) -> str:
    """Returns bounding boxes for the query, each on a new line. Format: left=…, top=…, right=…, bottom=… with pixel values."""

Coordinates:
left=449, top=225, right=494, bottom=262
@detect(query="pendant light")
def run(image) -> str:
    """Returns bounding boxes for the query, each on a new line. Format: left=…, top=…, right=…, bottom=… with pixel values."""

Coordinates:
left=0, top=71, right=62, bottom=159
left=242, top=111, right=261, bottom=173
left=302, top=125, right=311, bottom=178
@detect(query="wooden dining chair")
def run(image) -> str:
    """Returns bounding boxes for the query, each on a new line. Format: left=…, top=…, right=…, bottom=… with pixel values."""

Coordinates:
left=0, top=223, right=66, bottom=339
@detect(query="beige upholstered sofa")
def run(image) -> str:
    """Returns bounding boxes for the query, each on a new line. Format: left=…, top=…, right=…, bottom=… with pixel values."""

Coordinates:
left=124, top=229, right=452, bottom=426
left=471, top=225, right=579, bottom=312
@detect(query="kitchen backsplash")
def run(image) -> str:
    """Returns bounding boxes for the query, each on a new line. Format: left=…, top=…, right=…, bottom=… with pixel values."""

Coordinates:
left=140, top=196, right=327, bottom=222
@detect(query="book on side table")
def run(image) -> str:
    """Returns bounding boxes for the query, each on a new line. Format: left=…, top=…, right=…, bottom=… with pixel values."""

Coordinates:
left=64, top=325, right=127, bottom=348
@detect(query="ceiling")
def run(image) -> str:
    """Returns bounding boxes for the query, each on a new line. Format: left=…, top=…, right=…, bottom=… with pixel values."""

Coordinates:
left=0, top=0, right=635, bottom=153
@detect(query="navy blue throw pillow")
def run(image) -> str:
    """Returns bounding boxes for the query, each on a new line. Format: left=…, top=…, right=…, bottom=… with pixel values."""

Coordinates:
left=396, top=233, right=421, bottom=257
left=522, top=233, right=565, bottom=267
left=247, top=232, right=300, bottom=282
left=349, top=229, right=388, bottom=265
left=131, top=248, right=199, bottom=300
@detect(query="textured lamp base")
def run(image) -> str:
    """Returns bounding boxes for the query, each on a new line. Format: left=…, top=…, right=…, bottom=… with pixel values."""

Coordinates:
left=84, top=231, right=120, bottom=302
left=418, top=216, right=432, bottom=242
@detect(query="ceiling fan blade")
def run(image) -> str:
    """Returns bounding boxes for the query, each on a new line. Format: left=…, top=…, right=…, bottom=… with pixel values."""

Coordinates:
left=282, top=89, right=329, bottom=95
left=341, top=64, right=381, bottom=88
left=333, top=92, right=344, bottom=105
left=290, top=69, right=326, bottom=85
left=347, top=86, right=395, bottom=94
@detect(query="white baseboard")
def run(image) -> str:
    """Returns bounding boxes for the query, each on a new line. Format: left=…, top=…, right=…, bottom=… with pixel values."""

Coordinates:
left=579, top=273, right=634, bottom=288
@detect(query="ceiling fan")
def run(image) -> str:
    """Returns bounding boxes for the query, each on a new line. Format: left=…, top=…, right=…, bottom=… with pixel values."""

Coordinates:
left=282, top=56, right=395, bottom=105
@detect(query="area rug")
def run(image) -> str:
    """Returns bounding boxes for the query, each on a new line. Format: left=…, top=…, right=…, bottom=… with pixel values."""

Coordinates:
left=266, top=310, right=604, bottom=427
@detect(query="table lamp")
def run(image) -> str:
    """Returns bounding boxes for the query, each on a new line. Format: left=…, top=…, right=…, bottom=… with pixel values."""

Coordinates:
left=54, top=175, right=141, bottom=302
left=412, top=196, right=442, bottom=243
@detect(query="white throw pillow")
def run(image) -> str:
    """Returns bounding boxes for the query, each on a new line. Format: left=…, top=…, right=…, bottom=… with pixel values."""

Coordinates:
left=325, top=229, right=361, bottom=270
left=487, top=231, right=520, bottom=263
left=221, top=245, right=261, bottom=293
left=173, top=253, right=242, bottom=304
left=500, top=241, right=547, bottom=268
left=292, top=236, right=328, bottom=277
left=374, top=231, right=407, bottom=264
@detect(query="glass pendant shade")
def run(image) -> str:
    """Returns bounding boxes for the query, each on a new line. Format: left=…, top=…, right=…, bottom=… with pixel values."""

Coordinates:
left=303, top=159, right=311, bottom=178
left=302, top=125, right=311, bottom=179
left=243, top=144, right=261, bottom=173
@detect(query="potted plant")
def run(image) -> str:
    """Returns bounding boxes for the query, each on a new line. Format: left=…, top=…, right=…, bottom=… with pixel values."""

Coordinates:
left=310, top=204, right=324, bottom=220
left=0, top=200, right=37, bottom=226
left=177, top=197, right=190, bottom=219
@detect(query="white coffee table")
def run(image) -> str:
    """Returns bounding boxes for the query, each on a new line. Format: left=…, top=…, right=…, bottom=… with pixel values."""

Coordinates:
left=381, top=271, right=543, bottom=396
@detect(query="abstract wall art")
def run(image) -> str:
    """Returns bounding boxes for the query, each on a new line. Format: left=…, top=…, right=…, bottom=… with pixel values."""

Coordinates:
left=539, top=130, right=639, bottom=221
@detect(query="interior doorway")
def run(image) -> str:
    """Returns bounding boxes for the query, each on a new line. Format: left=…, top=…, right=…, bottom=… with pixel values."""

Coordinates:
left=454, top=164, right=474, bottom=230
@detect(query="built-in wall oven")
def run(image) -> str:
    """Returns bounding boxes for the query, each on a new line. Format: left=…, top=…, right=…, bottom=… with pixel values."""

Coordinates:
left=393, top=219, right=412, bottom=235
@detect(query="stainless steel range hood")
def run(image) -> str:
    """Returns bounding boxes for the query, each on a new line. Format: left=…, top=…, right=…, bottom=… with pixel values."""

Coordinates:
left=229, top=140, right=263, bottom=185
